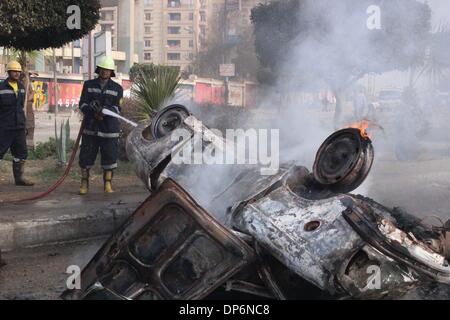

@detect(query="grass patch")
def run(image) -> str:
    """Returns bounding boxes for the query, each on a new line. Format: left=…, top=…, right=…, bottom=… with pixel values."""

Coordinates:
left=34, top=159, right=135, bottom=183
left=2, top=138, right=76, bottom=161
left=2, top=136, right=136, bottom=183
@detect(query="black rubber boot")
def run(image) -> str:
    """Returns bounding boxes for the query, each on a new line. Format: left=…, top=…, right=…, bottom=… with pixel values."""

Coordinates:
left=12, top=160, right=34, bottom=186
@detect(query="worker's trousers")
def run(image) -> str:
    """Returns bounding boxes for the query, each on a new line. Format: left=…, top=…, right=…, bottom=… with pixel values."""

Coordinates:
left=79, top=134, right=118, bottom=170
left=0, top=129, right=28, bottom=161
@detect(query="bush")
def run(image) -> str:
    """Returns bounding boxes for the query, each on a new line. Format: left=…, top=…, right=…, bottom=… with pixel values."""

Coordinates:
left=28, top=138, right=76, bottom=160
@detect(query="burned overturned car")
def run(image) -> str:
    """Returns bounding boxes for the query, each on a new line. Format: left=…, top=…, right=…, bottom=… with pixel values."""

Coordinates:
left=62, top=105, right=450, bottom=300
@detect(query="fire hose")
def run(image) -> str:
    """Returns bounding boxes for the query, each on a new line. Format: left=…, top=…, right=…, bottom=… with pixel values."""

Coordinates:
left=0, top=117, right=86, bottom=204
left=1, top=109, right=138, bottom=204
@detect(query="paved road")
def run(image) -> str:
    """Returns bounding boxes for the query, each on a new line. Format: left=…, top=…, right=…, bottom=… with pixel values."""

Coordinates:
left=0, top=237, right=448, bottom=300
left=0, top=239, right=104, bottom=300
left=357, top=157, right=450, bottom=221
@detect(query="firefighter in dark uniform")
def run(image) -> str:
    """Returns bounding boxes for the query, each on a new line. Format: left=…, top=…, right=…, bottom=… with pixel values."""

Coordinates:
left=78, top=56, right=123, bottom=195
left=0, top=61, right=34, bottom=186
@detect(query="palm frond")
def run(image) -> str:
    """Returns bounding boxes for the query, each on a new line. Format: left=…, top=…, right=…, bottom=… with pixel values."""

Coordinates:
left=131, top=65, right=181, bottom=120
left=422, top=22, right=450, bottom=85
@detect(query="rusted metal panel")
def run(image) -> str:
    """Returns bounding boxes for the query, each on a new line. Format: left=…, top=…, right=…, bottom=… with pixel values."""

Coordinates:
left=62, top=179, right=254, bottom=300
left=232, top=185, right=365, bottom=292
left=343, top=205, right=450, bottom=284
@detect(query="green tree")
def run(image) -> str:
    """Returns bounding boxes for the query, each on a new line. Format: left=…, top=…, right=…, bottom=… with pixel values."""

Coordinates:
left=0, top=0, right=100, bottom=145
left=187, top=3, right=259, bottom=81
left=0, top=0, right=100, bottom=51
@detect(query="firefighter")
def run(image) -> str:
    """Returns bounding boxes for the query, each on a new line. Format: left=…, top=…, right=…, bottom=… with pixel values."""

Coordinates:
left=78, top=56, right=123, bottom=195
left=0, top=61, right=34, bottom=186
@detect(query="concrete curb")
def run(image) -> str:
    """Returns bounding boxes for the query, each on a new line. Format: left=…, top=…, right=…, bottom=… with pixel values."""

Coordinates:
left=0, top=194, right=147, bottom=251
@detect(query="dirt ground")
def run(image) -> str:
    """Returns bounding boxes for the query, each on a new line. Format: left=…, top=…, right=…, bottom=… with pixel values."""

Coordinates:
left=0, top=239, right=105, bottom=300
left=0, top=158, right=147, bottom=203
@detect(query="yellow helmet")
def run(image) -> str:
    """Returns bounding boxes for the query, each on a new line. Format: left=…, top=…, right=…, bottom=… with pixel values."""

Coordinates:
left=6, top=60, right=22, bottom=72
left=95, top=55, right=116, bottom=77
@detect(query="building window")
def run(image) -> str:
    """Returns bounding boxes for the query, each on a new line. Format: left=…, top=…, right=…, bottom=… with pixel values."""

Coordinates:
left=144, top=52, right=152, bottom=60
left=187, top=0, right=194, bottom=8
left=101, top=10, right=114, bottom=21
left=188, top=53, right=194, bottom=60
left=189, top=12, right=194, bottom=20
left=167, top=53, right=181, bottom=60
left=167, top=40, right=181, bottom=48
left=169, top=13, right=181, bottom=21
left=144, top=0, right=153, bottom=6
left=145, top=40, right=151, bottom=47
left=168, top=0, right=181, bottom=8
left=200, top=11, right=206, bottom=22
left=145, top=13, right=151, bottom=20
left=189, top=40, right=194, bottom=48
left=145, top=26, right=152, bottom=34
left=168, top=26, right=181, bottom=34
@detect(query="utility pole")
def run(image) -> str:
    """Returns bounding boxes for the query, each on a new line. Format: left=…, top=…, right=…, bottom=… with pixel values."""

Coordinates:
left=222, top=2, right=229, bottom=106
left=53, top=48, right=58, bottom=116
left=71, top=41, right=75, bottom=74
left=88, top=31, right=93, bottom=80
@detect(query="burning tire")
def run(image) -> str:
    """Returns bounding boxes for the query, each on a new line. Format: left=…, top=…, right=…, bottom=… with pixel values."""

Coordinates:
left=313, top=128, right=374, bottom=193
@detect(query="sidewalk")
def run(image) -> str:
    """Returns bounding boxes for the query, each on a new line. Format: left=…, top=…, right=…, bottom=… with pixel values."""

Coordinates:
left=34, top=111, right=82, bottom=144
left=0, top=191, right=149, bottom=251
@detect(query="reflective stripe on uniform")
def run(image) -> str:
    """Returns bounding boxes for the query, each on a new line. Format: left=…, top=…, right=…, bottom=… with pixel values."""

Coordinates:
left=0, top=90, right=15, bottom=95
left=20, top=89, right=25, bottom=93
left=105, top=90, right=118, bottom=96
left=83, top=129, right=120, bottom=138
left=98, top=132, right=120, bottom=138
left=83, top=129, right=97, bottom=136
left=102, top=163, right=118, bottom=170
left=88, top=88, right=102, bottom=93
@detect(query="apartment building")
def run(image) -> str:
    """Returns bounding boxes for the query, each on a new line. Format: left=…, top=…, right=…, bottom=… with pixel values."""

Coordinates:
left=142, top=0, right=209, bottom=71
left=98, top=0, right=208, bottom=72
left=0, top=0, right=224, bottom=76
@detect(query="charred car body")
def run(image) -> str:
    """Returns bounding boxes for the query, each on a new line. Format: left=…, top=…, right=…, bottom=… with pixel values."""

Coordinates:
left=62, top=105, right=450, bottom=300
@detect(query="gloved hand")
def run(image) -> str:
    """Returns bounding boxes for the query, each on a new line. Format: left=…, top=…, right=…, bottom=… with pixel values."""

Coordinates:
left=89, top=100, right=103, bottom=113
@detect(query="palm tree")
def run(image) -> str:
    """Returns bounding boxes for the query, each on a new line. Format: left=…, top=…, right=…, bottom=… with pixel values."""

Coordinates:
left=131, top=64, right=181, bottom=121
left=409, top=23, right=450, bottom=87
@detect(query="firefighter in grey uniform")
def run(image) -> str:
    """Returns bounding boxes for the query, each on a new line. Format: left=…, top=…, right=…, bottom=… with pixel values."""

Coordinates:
left=78, top=56, right=123, bottom=195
